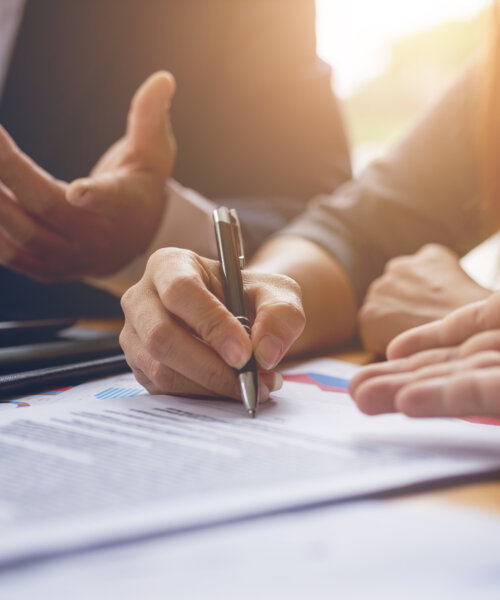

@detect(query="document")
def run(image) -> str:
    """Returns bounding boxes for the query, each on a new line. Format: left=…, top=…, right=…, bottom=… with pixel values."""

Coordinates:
left=1, top=359, right=499, bottom=567
left=2, top=500, right=500, bottom=600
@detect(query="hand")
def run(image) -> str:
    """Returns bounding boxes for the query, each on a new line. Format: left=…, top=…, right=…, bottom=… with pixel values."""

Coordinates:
left=350, top=292, right=500, bottom=418
left=119, top=248, right=305, bottom=400
left=0, top=71, right=176, bottom=282
left=358, top=244, right=491, bottom=355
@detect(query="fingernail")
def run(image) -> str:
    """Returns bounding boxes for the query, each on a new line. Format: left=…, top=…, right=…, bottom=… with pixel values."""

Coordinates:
left=260, top=382, right=270, bottom=403
left=255, top=335, right=283, bottom=370
left=221, top=339, right=247, bottom=369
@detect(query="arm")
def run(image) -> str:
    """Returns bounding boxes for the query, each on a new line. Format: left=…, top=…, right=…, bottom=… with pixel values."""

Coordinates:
left=249, top=236, right=357, bottom=355
left=279, top=62, right=494, bottom=353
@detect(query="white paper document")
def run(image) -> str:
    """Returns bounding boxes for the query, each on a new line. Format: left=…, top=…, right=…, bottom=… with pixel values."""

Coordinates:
left=2, top=501, right=500, bottom=600
left=1, top=358, right=499, bottom=567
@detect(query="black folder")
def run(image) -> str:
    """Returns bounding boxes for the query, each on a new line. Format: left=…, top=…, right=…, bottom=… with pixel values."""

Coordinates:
left=0, top=320, right=131, bottom=400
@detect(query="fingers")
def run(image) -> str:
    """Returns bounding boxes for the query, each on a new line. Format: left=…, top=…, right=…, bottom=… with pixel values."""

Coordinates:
left=0, top=125, right=68, bottom=224
left=351, top=350, right=500, bottom=417
left=120, top=248, right=303, bottom=402
left=120, top=326, right=238, bottom=398
left=121, top=284, right=243, bottom=398
left=387, top=299, right=488, bottom=359
left=126, top=71, right=177, bottom=173
left=458, top=329, right=500, bottom=357
left=121, top=250, right=253, bottom=395
left=120, top=248, right=299, bottom=402
left=0, top=230, right=64, bottom=281
left=246, top=273, right=305, bottom=370
left=349, top=346, right=459, bottom=397
left=396, top=366, right=500, bottom=418
left=67, top=170, right=148, bottom=214
left=0, top=186, right=69, bottom=254
left=66, top=73, right=176, bottom=218
left=121, top=323, right=281, bottom=402
left=150, top=251, right=253, bottom=369
left=0, top=181, right=74, bottom=281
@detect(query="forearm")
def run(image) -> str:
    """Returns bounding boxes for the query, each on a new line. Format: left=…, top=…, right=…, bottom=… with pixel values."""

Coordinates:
left=249, top=236, right=358, bottom=355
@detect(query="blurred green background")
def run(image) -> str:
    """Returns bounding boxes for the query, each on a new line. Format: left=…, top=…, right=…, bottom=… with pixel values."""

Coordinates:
left=342, top=9, right=488, bottom=169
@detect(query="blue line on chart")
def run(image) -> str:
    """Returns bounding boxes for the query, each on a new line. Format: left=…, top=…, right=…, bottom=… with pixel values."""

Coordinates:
left=95, top=387, right=144, bottom=400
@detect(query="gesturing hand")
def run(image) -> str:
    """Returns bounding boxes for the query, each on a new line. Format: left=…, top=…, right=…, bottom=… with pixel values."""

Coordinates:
left=0, top=71, right=176, bottom=282
left=350, top=292, right=500, bottom=418
left=120, top=248, right=305, bottom=400
left=358, top=244, right=491, bottom=355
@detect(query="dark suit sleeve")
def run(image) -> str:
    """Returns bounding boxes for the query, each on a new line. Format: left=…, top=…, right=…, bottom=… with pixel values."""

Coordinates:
left=184, top=0, right=351, bottom=254
left=281, top=63, right=492, bottom=303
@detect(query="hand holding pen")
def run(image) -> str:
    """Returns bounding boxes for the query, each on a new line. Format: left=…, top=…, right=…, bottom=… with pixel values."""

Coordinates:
left=119, top=223, right=305, bottom=406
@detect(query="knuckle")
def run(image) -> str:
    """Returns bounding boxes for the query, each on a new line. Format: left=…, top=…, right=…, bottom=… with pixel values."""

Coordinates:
left=160, top=273, right=197, bottom=310
left=279, top=300, right=306, bottom=330
left=144, top=322, right=171, bottom=359
left=366, top=277, right=387, bottom=296
left=149, top=361, right=175, bottom=391
left=120, top=286, right=137, bottom=314
left=148, top=247, right=196, bottom=270
left=419, top=243, right=440, bottom=255
left=384, top=256, right=408, bottom=273
left=118, top=327, right=132, bottom=352
left=358, top=301, right=382, bottom=326
left=146, top=248, right=168, bottom=271
left=130, top=367, right=154, bottom=392
left=262, top=298, right=305, bottom=336
left=419, top=243, right=456, bottom=260
left=197, top=307, right=225, bottom=343
left=276, top=273, right=302, bottom=297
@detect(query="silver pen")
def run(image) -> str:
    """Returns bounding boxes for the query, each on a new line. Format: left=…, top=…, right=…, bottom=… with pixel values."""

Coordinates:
left=213, top=207, right=259, bottom=417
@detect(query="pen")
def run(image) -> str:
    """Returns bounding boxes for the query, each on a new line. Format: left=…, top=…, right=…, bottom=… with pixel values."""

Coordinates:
left=0, top=354, right=130, bottom=400
left=213, top=207, right=259, bottom=418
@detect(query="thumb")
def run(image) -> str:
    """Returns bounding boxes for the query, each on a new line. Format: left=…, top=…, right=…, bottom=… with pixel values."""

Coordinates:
left=127, top=71, right=177, bottom=171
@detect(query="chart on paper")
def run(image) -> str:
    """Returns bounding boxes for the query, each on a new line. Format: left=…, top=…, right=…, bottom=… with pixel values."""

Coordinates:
left=1, top=358, right=500, bottom=569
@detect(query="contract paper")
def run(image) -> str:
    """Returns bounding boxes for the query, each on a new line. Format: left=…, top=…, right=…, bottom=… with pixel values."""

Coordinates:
left=3, top=501, right=500, bottom=600
left=1, top=358, right=499, bottom=567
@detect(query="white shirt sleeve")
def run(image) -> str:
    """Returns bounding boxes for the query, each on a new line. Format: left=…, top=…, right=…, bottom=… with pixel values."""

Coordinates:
left=85, top=180, right=218, bottom=297
left=0, top=0, right=25, bottom=97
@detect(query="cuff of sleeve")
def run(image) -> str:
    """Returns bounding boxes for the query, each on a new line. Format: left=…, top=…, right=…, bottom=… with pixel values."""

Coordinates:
left=84, top=180, right=218, bottom=297
left=276, top=205, right=381, bottom=306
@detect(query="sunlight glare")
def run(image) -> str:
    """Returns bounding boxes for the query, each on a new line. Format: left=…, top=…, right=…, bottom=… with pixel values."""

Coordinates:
left=316, top=0, right=491, bottom=96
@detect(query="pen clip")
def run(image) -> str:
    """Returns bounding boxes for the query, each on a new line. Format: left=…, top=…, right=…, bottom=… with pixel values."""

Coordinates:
left=229, top=209, right=246, bottom=269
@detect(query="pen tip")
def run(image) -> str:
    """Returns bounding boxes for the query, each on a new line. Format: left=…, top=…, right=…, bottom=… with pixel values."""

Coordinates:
left=248, top=409, right=256, bottom=419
